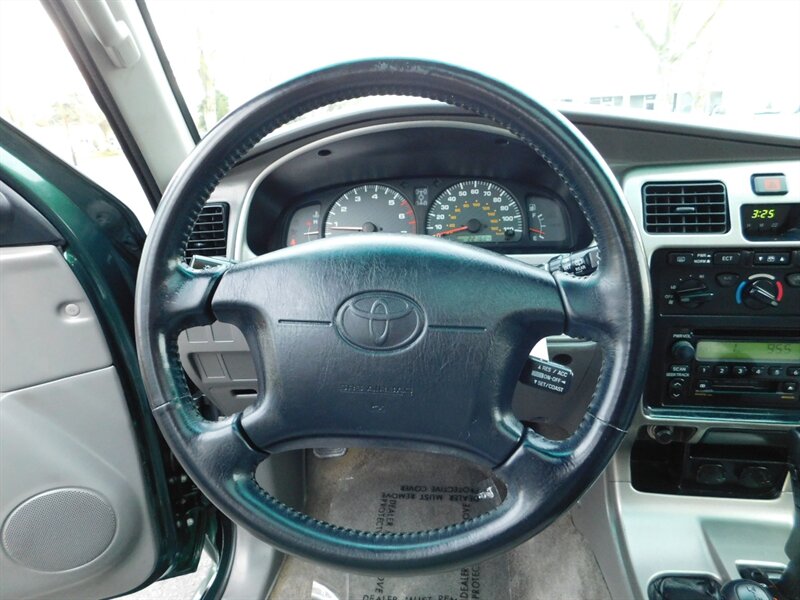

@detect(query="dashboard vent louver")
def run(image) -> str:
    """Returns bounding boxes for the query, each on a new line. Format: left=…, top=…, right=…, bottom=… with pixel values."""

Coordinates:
left=185, top=202, right=229, bottom=260
left=643, top=181, right=729, bottom=234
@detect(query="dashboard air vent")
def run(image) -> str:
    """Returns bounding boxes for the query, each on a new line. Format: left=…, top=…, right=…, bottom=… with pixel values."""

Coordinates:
left=185, top=202, right=229, bottom=259
left=643, top=181, right=728, bottom=234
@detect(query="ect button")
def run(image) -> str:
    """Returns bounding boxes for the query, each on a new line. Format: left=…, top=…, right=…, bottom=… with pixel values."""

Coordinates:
left=713, top=252, right=741, bottom=265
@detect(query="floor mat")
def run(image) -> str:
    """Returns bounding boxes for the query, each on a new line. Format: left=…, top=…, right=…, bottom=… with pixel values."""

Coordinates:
left=270, top=449, right=610, bottom=600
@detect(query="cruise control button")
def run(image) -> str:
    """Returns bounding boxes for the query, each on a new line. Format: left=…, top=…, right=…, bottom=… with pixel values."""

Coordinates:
left=716, top=272, right=741, bottom=287
left=713, top=252, right=741, bottom=265
left=783, top=381, right=798, bottom=393
left=768, top=367, right=783, bottom=377
left=733, top=366, right=748, bottom=376
left=754, top=252, right=790, bottom=265
left=669, top=252, right=693, bottom=265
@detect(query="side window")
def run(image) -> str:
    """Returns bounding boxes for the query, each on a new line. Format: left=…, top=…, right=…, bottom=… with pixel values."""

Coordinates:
left=0, top=2, right=153, bottom=229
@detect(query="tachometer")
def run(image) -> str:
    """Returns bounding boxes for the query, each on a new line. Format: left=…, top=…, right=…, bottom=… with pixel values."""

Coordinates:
left=425, top=180, right=522, bottom=243
left=324, top=185, right=416, bottom=237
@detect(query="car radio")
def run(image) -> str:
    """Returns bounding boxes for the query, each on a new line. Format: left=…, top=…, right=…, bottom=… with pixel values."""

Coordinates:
left=647, top=248, right=800, bottom=414
left=661, top=332, right=800, bottom=410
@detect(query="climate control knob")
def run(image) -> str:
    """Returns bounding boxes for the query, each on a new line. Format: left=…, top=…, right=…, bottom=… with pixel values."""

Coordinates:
left=738, top=277, right=783, bottom=310
left=673, top=279, right=714, bottom=308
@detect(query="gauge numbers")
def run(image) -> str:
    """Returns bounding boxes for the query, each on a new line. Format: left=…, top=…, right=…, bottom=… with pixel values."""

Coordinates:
left=324, top=185, right=416, bottom=237
left=425, top=180, right=522, bottom=243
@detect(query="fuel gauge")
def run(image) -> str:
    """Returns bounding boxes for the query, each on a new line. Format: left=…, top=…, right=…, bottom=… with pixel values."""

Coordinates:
left=526, top=196, right=568, bottom=244
left=286, top=204, right=321, bottom=246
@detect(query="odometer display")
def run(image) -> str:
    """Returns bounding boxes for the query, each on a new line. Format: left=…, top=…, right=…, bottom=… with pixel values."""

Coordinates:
left=425, top=180, right=522, bottom=243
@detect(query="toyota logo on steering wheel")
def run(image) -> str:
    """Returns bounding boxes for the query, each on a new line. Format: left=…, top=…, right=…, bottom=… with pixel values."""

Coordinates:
left=335, top=292, right=425, bottom=351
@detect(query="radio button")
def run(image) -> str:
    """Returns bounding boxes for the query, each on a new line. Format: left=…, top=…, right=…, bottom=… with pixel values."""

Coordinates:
left=698, top=364, right=712, bottom=376
left=751, top=366, right=768, bottom=376
left=733, top=366, right=749, bottom=377
left=783, top=381, right=798, bottom=393
left=716, top=272, right=741, bottom=287
left=669, top=379, right=686, bottom=398
left=713, top=252, right=741, bottom=265
left=768, top=367, right=783, bottom=377
left=788, top=367, right=800, bottom=377
left=713, top=365, right=730, bottom=377
left=696, top=380, right=712, bottom=391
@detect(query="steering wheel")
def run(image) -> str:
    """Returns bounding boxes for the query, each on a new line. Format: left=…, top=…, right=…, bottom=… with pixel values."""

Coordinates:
left=135, top=59, right=651, bottom=573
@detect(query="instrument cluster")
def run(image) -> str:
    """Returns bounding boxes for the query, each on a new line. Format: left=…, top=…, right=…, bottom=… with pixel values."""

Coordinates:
left=284, top=178, right=572, bottom=252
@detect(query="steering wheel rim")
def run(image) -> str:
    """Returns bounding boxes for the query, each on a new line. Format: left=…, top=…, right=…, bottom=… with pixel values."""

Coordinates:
left=135, top=59, right=651, bottom=573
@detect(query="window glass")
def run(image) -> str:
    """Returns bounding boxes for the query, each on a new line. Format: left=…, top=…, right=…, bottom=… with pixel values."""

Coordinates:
left=147, top=0, right=800, bottom=137
left=0, top=1, right=153, bottom=229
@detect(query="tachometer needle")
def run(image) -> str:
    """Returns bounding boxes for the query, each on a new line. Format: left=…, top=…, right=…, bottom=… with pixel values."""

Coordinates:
left=434, top=226, right=469, bottom=237
left=529, top=228, right=545, bottom=236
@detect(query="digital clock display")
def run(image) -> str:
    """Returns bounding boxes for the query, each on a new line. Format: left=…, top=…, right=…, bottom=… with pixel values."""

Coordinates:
left=696, top=340, right=800, bottom=362
left=741, top=203, right=794, bottom=238
left=750, top=208, right=778, bottom=219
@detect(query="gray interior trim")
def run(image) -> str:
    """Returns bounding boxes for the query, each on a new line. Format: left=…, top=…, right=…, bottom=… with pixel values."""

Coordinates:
left=0, top=367, right=159, bottom=599
left=0, top=245, right=112, bottom=393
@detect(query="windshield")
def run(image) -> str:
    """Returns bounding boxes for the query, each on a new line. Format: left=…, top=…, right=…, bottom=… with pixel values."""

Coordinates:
left=148, top=0, right=800, bottom=137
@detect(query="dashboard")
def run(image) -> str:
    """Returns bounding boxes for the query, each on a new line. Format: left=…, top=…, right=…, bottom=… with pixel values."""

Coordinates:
left=240, top=121, right=593, bottom=257
left=180, top=105, right=800, bottom=600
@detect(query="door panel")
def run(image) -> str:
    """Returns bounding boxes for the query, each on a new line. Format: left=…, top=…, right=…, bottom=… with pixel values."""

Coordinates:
left=0, top=245, right=159, bottom=599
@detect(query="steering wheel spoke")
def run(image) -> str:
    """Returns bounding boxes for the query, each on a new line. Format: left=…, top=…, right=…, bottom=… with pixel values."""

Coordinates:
left=153, top=262, right=228, bottom=334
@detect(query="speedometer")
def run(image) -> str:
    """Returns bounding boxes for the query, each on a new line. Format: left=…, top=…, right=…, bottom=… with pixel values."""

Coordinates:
left=425, top=180, right=523, bottom=243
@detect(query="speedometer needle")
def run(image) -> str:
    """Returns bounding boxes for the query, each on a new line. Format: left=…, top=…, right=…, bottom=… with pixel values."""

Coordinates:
left=327, top=226, right=365, bottom=231
left=434, top=226, right=469, bottom=237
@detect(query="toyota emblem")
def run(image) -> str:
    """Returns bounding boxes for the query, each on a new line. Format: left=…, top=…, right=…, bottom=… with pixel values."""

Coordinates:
left=335, top=292, right=424, bottom=351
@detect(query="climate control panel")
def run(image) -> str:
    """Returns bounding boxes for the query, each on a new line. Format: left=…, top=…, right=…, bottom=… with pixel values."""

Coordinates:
left=646, top=247, right=800, bottom=415
left=654, top=248, right=800, bottom=316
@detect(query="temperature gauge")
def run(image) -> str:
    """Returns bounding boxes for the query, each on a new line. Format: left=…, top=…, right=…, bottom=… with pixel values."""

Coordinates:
left=286, top=204, right=321, bottom=246
left=526, top=196, right=568, bottom=244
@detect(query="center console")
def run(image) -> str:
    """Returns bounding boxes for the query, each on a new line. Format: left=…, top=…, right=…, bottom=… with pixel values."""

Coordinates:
left=571, top=161, right=800, bottom=600
left=647, top=247, right=800, bottom=415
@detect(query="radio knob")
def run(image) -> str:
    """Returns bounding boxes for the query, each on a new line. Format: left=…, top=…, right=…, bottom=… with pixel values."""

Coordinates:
left=740, top=277, right=783, bottom=309
left=671, top=340, right=696, bottom=363
left=674, top=279, right=714, bottom=308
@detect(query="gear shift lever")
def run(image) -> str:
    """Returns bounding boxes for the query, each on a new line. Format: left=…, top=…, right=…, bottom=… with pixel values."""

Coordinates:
left=718, top=429, right=799, bottom=600
left=776, top=428, right=800, bottom=600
